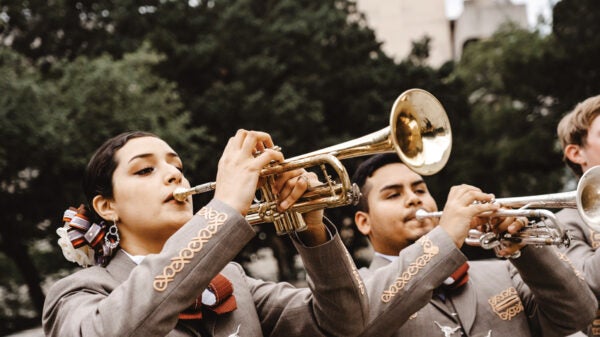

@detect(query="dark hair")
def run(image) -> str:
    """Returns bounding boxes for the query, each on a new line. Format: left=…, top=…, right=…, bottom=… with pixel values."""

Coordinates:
left=83, top=131, right=158, bottom=221
left=352, top=153, right=403, bottom=212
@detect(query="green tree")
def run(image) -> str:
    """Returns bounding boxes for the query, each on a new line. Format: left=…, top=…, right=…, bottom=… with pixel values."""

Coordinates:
left=545, top=0, right=600, bottom=121
left=0, top=46, right=203, bottom=333
left=0, top=0, right=156, bottom=60
left=452, top=24, right=564, bottom=197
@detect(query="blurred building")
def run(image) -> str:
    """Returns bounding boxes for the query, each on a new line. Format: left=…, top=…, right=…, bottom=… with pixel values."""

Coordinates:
left=355, top=0, right=528, bottom=66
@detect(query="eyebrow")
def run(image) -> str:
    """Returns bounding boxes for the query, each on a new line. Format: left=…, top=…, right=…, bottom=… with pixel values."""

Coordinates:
left=379, top=179, right=426, bottom=193
left=128, top=151, right=180, bottom=164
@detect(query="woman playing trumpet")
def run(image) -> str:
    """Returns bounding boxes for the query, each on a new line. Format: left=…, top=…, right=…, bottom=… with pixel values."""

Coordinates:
left=42, top=130, right=368, bottom=337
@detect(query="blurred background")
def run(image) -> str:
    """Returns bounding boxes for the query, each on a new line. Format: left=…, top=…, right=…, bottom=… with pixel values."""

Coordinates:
left=0, top=0, right=598, bottom=335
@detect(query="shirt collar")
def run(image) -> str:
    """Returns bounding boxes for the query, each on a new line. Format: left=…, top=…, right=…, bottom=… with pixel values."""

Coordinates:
left=374, top=251, right=399, bottom=262
left=122, top=250, right=145, bottom=265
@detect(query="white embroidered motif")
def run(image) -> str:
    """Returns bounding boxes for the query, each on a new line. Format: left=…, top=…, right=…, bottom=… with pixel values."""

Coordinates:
left=434, top=321, right=460, bottom=337
left=228, top=324, right=241, bottom=337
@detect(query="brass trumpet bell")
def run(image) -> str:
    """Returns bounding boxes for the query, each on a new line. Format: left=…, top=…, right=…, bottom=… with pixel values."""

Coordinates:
left=288, top=88, right=452, bottom=176
left=391, top=89, right=452, bottom=175
left=578, top=165, right=600, bottom=231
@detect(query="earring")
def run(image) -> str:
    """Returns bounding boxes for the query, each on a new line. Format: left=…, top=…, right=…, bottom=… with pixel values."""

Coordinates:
left=105, top=217, right=120, bottom=249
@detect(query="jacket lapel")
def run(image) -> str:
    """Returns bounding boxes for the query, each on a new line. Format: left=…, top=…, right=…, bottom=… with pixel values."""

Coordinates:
left=105, top=250, right=137, bottom=284
left=448, top=279, right=477, bottom=334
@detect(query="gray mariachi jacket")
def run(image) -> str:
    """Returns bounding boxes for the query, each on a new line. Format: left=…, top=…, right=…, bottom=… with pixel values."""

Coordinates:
left=358, top=226, right=597, bottom=337
left=558, top=208, right=600, bottom=337
left=43, top=199, right=368, bottom=337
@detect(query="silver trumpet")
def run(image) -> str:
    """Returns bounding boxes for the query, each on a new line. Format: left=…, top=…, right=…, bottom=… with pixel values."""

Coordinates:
left=415, top=165, right=600, bottom=249
left=174, top=89, right=452, bottom=235
left=416, top=208, right=568, bottom=249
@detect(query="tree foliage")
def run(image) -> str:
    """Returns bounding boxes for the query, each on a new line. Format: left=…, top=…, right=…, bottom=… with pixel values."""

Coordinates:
left=0, top=46, right=202, bottom=333
left=452, top=23, right=564, bottom=196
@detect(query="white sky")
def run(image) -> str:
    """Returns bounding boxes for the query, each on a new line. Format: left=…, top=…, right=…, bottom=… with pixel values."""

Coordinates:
left=446, top=0, right=556, bottom=27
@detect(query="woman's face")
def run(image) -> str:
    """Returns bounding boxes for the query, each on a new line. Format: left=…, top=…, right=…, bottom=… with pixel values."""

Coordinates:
left=108, top=136, right=193, bottom=252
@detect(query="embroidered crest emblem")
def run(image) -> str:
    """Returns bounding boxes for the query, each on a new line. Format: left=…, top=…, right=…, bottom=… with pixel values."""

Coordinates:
left=488, top=287, right=523, bottom=320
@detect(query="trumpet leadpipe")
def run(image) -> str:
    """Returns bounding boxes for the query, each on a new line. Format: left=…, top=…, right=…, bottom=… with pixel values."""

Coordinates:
left=173, top=182, right=217, bottom=202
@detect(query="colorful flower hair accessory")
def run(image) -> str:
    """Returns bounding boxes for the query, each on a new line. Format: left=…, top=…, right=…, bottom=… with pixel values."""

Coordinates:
left=57, top=204, right=117, bottom=267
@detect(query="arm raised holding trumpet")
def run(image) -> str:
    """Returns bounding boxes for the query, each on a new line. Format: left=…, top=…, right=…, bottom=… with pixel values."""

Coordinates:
left=425, top=184, right=530, bottom=259
left=351, top=153, right=597, bottom=337
left=415, top=164, right=600, bottom=258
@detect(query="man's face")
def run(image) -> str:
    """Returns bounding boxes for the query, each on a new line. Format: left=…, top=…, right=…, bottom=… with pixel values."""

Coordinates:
left=355, top=163, right=438, bottom=255
left=580, top=116, right=600, bottom=172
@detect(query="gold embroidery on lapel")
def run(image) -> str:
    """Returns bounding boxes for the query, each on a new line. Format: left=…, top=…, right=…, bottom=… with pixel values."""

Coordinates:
left=590, top=229, right=600, bottom=250
left=381, top=235, right=439, bottom=303
left=555, top=251, right=584, bottom=280
left=488, top=287, right=523, bottom=320
left=344, top=249, right=365, bottom=295
left=591, top=309, right=600, bottom=336
left=153, top=206, right=228, bottom=291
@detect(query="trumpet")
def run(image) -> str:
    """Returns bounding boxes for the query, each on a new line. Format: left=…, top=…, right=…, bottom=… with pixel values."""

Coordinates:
left=174, top=88, right=452, bottom=235
left=416, top=208, right=569, bottom=249
left=414, top=165, right=600, bottom=249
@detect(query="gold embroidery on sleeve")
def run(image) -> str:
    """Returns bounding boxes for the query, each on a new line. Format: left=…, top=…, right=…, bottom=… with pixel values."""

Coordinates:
left=488, top=287, right=523, bottom=320
left=555, top=251, right=585, bottom=281
left=153, top=206, right=228, bottom=292
left=344, top=249, right=365, bottom=295
left=381, top=235, right=439, bottom=303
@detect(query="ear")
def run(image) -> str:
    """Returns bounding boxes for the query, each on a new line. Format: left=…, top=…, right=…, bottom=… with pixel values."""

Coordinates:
left=92, top=195, right=117, bottom=221
left=354, top=211, right=372, bottom=236
left=564, top=144, right=586, bottom=165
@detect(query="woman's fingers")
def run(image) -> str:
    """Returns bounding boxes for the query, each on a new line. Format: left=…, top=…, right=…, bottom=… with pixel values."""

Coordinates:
left=276, top=171, right=318, bottom=211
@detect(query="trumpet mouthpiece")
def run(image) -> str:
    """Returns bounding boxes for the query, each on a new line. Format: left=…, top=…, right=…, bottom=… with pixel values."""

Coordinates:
left=173, top=187, right=190, bottom=202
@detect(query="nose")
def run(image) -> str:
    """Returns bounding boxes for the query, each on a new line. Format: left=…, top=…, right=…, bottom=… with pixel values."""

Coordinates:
left=165, top=164, right=183, bottom=185
left=404, top=190, right=422, bottom=208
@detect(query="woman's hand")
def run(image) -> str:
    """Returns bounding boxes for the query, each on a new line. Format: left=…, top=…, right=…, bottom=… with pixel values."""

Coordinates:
left=214, top=130, right=283, bottom=215
left=272, top=169, right=328, bottom=245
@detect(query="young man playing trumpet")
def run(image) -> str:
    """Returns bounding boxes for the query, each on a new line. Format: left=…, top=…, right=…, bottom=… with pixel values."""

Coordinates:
left=351, top=153, right=596, bottom=337
left=558, top=95, right=600, bottom=337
